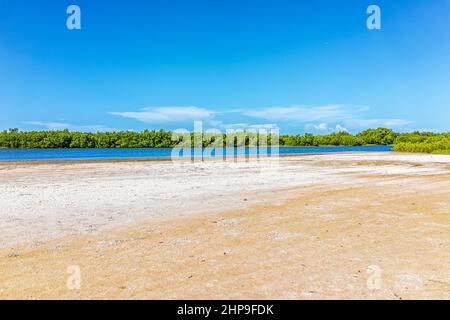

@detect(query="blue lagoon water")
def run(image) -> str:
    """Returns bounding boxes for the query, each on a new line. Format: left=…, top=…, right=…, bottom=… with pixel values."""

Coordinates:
left=0, top=146, right=393, bottom=162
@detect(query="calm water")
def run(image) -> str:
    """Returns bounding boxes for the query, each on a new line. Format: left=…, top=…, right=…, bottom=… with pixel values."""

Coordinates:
left=0, top=146, right=392, bottom=162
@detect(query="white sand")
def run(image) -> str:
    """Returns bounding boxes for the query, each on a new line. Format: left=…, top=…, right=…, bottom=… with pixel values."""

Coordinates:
left=1, top=152, right=449, bottom=248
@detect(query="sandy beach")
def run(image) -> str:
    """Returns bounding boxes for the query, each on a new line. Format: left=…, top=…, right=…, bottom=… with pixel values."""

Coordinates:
left=1, top=152, right=449, bottom=299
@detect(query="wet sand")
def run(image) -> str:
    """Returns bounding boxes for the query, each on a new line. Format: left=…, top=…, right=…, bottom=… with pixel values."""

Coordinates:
left=0, top=152, right=449, bottom=299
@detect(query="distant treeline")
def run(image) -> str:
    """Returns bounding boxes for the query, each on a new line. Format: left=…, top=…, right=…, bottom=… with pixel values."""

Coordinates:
left=0, top=128, right=449, bottom=154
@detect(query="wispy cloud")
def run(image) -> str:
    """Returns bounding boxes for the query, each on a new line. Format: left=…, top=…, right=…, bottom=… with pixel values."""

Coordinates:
left=344, top=118, right=411, bottom=128
left=222, top=123, right=279, bottom=131
left=240, top=105, right=411, bottom=130
left=106, top=104, right=411, bottom=132
left=109, top=106, right=215, bottom=124
left=23, top=121, right=118, bottom=132
left=241, top=105, right=357, bottom=123
left=108, top=106, right=278, bottom=131
left=398, top=128, right=443, bottom=133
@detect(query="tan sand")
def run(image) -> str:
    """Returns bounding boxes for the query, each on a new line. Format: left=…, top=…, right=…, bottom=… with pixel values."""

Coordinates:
left=0, top=152, right=449, bottom=299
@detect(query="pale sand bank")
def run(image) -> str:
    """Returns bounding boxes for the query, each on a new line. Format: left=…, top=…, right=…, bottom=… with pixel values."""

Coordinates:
left=0, top=152, right=449, bottom=299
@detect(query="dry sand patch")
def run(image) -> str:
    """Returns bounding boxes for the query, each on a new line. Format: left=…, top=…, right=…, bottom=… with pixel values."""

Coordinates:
left=0, top=153, right=449, bottom=299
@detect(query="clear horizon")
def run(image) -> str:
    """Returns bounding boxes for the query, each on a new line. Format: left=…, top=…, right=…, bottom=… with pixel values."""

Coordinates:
left=1, top=0, right=449, bottom=134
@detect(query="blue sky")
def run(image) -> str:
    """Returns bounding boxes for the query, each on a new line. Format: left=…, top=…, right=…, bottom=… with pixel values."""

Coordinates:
left=0, top=0, right=449, bottom=134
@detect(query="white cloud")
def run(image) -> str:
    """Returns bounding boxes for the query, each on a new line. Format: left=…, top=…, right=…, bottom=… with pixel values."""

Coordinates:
left=223, top=123, right=279, bottom=131
left=335, top=124, right=348, bottom=132
left=344, top=118, right=411, bottom=128
left=304, top=123, right=348, bottom=133
left=398, top=128, right=443, bottom=133
left=241, top=105, right=360, bottom=122
left=23, top=121, right=118, bottom=132
left=241, top=105, right=410, bottom=130
left=106, top=104, right=411, bottom=132
left=109, top=106, right=215, bottom=124
left=306, top=123, right=329, bottom=131
left=109, top=106, right=281, bottom=131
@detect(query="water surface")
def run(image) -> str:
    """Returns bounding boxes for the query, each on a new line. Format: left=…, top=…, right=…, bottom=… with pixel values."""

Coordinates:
left=0, top=146, right=392, bottom=162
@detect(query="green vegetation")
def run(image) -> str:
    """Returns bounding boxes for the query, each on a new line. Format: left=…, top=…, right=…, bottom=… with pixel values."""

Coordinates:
left=393, top=132, right=450, bottom=154
left=0, top=129, right=174, bottom=149
left=280, top=128, right=398, bottom=147
left=0, top=128, right=449, bottom=154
